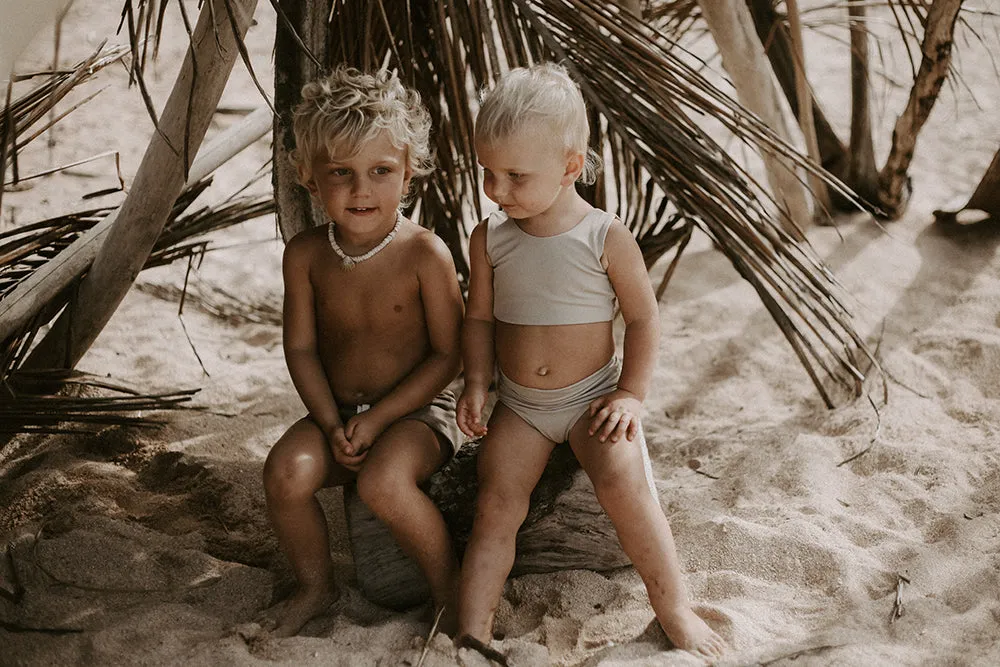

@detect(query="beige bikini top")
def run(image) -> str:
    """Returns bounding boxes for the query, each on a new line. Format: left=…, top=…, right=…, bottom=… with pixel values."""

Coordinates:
left=486, top=208, right=618, bottom=325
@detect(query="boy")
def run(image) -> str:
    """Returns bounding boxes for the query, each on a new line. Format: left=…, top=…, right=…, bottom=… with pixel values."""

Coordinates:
left=261, top=67, right=464, bottom=637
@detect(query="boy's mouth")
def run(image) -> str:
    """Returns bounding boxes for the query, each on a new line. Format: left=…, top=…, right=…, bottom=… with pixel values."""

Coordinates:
left=348, top=207, right=376, bottom=214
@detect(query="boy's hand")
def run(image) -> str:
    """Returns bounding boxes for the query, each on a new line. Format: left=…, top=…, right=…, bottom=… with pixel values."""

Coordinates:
left=326, top=425, right=367, bottom=472
left=588, top=390, right=642, bottom=443
left=344, top=410, right=389, bottom=461
left=457, top=385, right=489, bottom=438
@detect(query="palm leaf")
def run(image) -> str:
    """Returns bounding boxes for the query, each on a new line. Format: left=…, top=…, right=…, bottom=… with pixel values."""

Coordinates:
left=321, top=0, right=874, bottom=405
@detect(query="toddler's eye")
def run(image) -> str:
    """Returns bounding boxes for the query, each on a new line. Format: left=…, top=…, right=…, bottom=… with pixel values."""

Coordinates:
left=509, top=172, right=522, bottom=180
left=330, top=168, right=351, bottom=177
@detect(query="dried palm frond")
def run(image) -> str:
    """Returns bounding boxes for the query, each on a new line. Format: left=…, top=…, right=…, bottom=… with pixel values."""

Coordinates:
left=0, top=369, right=199, bottom=435
left=0, top=176, right=274, bottom=382
left=1, top=43, right=129, bottom=208
left=318, top=0, right=874, bottom=406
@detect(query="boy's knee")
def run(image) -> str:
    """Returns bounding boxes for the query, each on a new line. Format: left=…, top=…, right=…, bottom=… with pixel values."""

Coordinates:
left=263, top=449, right=325, bottom=501
left=356, top=464, right=408, bottom=517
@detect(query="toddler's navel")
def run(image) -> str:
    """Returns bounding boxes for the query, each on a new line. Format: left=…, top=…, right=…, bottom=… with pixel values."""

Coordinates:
left=536, top=366, right=549, bottom=376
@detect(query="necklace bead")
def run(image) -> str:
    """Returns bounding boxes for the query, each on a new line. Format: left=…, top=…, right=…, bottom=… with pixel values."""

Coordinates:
left=327, top=212, right=402, bottom=270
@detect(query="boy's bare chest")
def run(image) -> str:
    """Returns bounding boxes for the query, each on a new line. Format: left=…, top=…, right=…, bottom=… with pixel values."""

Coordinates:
left=312, top=261, right=423, bottom=333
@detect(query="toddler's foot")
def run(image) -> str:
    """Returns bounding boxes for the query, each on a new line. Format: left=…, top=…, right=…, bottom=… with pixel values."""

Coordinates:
left=659, top=607, right=726, bottom=660
left=258, top=584, right=340, bottom=638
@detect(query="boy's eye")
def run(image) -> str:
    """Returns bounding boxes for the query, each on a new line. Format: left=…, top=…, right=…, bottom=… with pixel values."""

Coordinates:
left=373, top=166, right=391, bottom=175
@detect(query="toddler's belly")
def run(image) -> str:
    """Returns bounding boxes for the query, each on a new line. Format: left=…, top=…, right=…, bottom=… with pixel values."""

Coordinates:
left=495, top=321, right=615, bottom=389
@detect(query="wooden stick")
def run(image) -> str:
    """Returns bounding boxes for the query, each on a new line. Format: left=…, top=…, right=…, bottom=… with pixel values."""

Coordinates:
left=21, top=0, right=259, bottom=371
left=0, top=98, right=269, bottom=347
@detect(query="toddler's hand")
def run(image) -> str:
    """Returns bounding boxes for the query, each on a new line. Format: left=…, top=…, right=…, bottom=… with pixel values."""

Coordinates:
left=588, top=390, right=642, bottom=443
left=344, top=410, right=389, bottom=460
left=326, top=425, right=367, bottom=472
left=457, top=385, right=489, bottom=439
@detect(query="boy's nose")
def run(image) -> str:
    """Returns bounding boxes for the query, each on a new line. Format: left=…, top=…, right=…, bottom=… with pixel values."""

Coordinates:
left=351, top=175, right=372, bottom=195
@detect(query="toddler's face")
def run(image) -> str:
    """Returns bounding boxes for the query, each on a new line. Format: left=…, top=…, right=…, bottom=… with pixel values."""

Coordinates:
left=476, top=127, right=578, bottom=222
left=304, top=130, right=411, bottom=234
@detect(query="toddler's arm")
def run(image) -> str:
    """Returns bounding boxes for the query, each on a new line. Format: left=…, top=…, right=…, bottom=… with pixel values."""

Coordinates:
left=588, top=221, right=660, bottom=443
left=457, top=222, right=495, bottom=438
left=281, top=235, right=359, bottom=465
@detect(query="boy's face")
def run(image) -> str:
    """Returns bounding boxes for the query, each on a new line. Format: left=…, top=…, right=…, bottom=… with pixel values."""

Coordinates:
left=303, top=130, right=412, bottom=235
left=475, top=125, right=583, bottom=222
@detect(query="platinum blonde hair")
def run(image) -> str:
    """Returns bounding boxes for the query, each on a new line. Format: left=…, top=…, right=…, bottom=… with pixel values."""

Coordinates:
left=290, top=66, right=435, bottom=184
left=475, top=62, right=601, bottom=185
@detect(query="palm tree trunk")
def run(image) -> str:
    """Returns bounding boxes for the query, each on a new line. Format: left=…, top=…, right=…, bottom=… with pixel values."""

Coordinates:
left=697, top=0, right=811, bottom=237
left=746, top=0, right=847, bottom=180
left=273, top=0, right=329, bottom=242
left=877, top=0, right=964, bottom=219
left=23, top=0, right=259, bottom=370
left=847, top=0, right=878, bottom=206
left=785, top=0, right=831, bottom=218
left=963, top=148, right=1000, bottom=217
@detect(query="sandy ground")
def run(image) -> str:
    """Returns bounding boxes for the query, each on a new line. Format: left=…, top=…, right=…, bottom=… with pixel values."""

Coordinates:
left=2, top=1, right=1000, bottom=665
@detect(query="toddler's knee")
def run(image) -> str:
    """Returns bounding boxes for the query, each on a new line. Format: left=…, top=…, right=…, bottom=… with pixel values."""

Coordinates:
left=475, top=486, right=529, bottom=530
left=356, top=465, right=407, bottom=518
left=263, top=450, right=324, bottom=502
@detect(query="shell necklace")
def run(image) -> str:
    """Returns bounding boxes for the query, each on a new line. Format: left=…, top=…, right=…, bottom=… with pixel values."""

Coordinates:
left=327, top=211, right=402, bottom=270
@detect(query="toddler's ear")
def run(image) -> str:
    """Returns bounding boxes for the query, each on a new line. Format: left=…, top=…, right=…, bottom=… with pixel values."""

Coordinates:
left=562, top=151, right=585, bottom=185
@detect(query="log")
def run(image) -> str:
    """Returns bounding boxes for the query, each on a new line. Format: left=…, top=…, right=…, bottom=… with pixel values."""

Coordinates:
left=20, top=0, right=259, bottom=370
left=877, top=0, right=964, bottom=220
left=0, top=102, right=271, bottom=347
left=697, top=0, right=811, bottom=237
left=345, top=434, right=660, bottom=610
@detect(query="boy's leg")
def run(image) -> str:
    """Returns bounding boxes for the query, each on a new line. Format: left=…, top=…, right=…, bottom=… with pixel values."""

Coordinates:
left=567, top=419, right=726, bottom=659
left=457, top=404, right=556, bottom=643
left=354, top=418, right=458, bottom=628
left=262, top=417, right=354, bottom=637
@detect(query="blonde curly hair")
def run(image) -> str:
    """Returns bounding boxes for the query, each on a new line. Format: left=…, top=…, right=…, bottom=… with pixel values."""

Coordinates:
left=290, top=66, right=435, bottom=185
left=475, top=62, right=601, bottom=185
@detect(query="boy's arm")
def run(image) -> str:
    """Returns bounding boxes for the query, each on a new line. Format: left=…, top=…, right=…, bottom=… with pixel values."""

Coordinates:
left=588, top=221, right=660, bottom=442
left=456, top=222, right=495, bottom=437
left=282, top=236, right=343, bottom=438
left=357, top=234, right=464, bottom=432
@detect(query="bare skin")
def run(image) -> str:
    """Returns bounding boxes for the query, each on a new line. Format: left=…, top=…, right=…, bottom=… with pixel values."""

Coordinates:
left=261, top=134, right=464, bottom=637
left=456, top=124, right=726, bottom=659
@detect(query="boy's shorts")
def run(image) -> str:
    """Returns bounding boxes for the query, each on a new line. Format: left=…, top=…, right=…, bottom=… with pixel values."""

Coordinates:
left=338, top=390, right=462, bottom=461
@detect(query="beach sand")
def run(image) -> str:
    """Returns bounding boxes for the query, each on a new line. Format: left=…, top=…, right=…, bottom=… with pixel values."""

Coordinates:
left=2, top=2, right=999, bottom=665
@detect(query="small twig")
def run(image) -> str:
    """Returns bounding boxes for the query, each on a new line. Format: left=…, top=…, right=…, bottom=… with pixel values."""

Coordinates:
left=693, top=468, right=720, bottom=480
left=178, top=315, right=210, bottom=378
left=890, top=573, right=909, bottom=623
left=416, top=605, right=445, bottom=667
left=837, top=394, right=880, bottom=467
left=759, top=643, right=847, bottom=665
left=456, top=634, right=509, bottom=667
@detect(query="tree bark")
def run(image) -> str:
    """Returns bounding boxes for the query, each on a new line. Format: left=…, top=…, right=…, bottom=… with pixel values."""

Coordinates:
left=746, top=0, right=847, bottom=180
left=272, top=0, right=329, bottom=242
left=877, top=0, right=964, bottom=220
left=697, top=0, right=812, bottom=238
left=846, top=1, right=878, bottom=206
left=963, top=148, right=1000, bottom=217
left=785, top=0, right=831, bottom=218
left=16, top=1, right=260, bottom=370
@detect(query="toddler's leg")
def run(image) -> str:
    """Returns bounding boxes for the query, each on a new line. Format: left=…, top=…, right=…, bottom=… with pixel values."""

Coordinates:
left=457, top=405, right=556, bottom=643
left=568, top=420, right=726, bottom=660
left=262, top=418, right=353, bottom=636
left=355, top=419, right=458, bottom=632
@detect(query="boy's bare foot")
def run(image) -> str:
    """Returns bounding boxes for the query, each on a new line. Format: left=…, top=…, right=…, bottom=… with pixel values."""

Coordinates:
left=659, top=608, right=727, bottom=660
left=257, top=585, right=340, bottom=638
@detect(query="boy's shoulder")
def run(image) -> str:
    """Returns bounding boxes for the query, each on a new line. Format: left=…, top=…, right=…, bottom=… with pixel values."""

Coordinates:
left=395, top=218, right=452, bottom=265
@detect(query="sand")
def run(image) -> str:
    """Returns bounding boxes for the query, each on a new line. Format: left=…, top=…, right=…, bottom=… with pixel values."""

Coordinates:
left=2, top=2, right=999, bottom=665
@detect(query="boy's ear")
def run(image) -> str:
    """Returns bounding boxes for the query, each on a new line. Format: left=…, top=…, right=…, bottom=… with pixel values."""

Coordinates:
left=562, top=151, right=585, bottom=186
left=297, top=161, right=319, bottom=196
